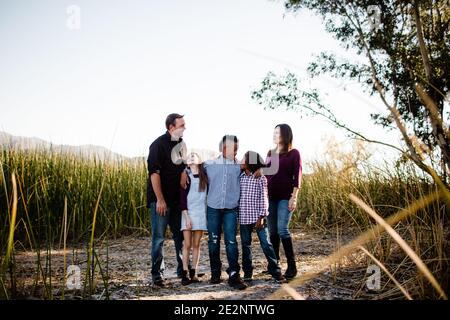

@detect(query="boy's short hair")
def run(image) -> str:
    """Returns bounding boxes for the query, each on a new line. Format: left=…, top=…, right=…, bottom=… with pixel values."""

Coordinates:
left=244, top=151, right=266, bottom=173
left=219, top=135, right=239, bottom=151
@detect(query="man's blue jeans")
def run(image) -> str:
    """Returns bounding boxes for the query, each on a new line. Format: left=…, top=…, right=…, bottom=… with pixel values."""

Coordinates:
left=240, top=222, right=281, bottom=276
left=207, top=206, right=240, bottom=277
left=268, top=200, right=293, bottom=239
left=150, top=202, right=184, bottom=281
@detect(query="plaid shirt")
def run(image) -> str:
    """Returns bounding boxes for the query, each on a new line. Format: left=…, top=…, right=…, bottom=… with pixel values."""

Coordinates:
left=238, top=172, right=269, bottom=225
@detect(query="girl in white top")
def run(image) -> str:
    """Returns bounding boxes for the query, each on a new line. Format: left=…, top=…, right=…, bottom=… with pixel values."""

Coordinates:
left=179, top=152, right=208, bottom=285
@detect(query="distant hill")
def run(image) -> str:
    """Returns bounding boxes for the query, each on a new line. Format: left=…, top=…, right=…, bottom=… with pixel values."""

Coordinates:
left=0, top=131, right=221, bottom=163
left=0, top=131, right=130, bottom=162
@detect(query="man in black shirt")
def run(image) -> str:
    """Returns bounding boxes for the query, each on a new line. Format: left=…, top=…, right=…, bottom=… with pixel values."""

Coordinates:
left=147, top=113, right=187, bottom=287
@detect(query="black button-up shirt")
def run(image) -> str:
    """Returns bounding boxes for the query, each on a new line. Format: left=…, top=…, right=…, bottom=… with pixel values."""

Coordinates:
left=147, top=131, right=186, bottom=208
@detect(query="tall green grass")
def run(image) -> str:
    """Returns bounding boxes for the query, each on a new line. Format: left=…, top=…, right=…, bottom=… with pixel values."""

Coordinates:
left=0, top=148, right=149, bottom=246
left=0, top=148, right=148, bottom=299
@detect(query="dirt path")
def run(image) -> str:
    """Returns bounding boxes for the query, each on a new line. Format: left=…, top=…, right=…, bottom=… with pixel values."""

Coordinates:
left=14, top=229, right=364, bottom=300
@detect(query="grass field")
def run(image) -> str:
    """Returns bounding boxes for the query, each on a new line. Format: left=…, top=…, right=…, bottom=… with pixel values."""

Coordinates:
left=0, top=147, right=448, bottom=299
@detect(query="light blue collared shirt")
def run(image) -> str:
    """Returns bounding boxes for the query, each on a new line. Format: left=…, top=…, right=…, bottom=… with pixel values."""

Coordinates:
left=204, top=155, right=241, bottom=209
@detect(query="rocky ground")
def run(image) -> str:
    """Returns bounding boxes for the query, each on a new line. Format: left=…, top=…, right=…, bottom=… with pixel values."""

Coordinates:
left=13, top=229, right=379, bottom=300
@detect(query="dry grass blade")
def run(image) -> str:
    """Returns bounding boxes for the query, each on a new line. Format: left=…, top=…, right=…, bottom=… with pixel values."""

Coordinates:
left=0, top=159, right=10, bottom=214
left=1, top=172, right=18, bottom=299
left=267, top=191, right=440, bottom=299
left=86, top=181, right=104, bottom=295
left=280, top=284, right=305, bottom=300
left=90, top=182, right=104, bottom=253
left=4, top=173, right=18, bottom=269
left=358, top=245, right=413, bottom=300
left=349, top=194, right=448, bottom=300
left=62, top=196, right=68, bottom=300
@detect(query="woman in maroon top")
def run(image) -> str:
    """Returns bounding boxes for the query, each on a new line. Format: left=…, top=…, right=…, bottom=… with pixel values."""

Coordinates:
left=264, top=124, right=302, bottom=280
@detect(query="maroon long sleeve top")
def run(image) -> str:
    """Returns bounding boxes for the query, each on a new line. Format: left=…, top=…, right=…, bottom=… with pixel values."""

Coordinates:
left=265, top=148, right=302, bottom=201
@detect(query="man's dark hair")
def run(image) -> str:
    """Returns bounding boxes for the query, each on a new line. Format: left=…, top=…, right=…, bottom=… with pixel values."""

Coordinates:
left=219, top=135, right=239, bottom=151
left=244, top=151, right=266, bottom=173
left=165, top=113, right=184, bottom=130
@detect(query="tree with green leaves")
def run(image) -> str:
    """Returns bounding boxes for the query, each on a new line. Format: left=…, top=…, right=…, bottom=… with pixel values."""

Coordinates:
left=251, top=0, right=449, bottom=187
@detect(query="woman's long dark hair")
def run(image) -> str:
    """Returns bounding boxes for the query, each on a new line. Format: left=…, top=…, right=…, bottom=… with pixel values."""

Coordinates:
left=275, top=124, right=293, bottom=154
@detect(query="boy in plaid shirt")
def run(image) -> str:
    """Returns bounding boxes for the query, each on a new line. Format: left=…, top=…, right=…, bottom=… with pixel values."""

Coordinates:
left=239, top=151, right=286, bottom=283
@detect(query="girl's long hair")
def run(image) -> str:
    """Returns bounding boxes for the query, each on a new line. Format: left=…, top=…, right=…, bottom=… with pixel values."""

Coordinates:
left=244, top=151, right=266, bottom=174
left=197, top=163, right=208, bottom=192
left=188, top=152, right=208, bottom=192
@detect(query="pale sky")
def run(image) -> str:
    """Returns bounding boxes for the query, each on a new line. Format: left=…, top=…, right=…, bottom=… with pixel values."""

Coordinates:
left=0, top=0, right=403, bottom=168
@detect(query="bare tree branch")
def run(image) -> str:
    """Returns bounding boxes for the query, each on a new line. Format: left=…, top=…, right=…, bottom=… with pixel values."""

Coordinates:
left=413, top=0, right=433, bottom=81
